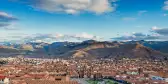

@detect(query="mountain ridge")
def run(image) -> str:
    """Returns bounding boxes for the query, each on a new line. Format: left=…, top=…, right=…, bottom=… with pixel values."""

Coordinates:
left=0, top=40, right=168, bottom=60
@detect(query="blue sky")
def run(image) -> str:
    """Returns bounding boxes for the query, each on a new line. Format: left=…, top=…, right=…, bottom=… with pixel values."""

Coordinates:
left=0, top=0, right=168, bottom=42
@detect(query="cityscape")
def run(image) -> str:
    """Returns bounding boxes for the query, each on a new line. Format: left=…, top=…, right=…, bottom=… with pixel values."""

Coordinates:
left=1, top=0, right=168, bottom=84
left=0, top=56, right=168, bottom=84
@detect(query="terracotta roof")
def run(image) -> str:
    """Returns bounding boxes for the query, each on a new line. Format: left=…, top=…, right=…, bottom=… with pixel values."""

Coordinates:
left=0, top=75, right=6, bottom=79
left=25, top=79, right=78, bottom=84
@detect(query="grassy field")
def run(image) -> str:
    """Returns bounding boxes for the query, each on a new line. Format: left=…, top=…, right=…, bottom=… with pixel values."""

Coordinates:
left=105, top=79, right=118, bottom=84
left=87, top=79, right=118, bottom=84
left=87, top=80, right=99, bottom=84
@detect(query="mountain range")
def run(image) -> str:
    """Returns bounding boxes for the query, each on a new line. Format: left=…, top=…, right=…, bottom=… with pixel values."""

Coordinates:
left=0, top=40, right=168, bottom=60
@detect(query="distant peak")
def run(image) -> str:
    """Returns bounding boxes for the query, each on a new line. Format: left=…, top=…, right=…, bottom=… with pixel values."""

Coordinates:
left=135, top=42, right=145, bottom=49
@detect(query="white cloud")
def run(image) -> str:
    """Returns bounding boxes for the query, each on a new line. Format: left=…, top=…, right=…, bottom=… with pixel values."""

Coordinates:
left=112, top=32, right=160, bottom=41
left=163, top=1, right=168, bottom=10
left=0, top=12, right=12, bottom=18
left=0, top=11, right=18, bottom=30
left=151, top=26, right=160, bottom=30
left=29, top=33, right=102, bottom=42
left=65, top=9, right=78, bottom=14
left=0, top=32, right=103, bottom=43
left=74, top=32, right=95, bottom=39
left=112, top=26, right=168, bottom=41
left=0, top=11, right=18, bottom=22
left=3, top=22, right=20, bottom=30
left=151, top=26, right=168, bottom=35
left=14, top=0, right=117, bottom=14
left=138, top=10, right=147, bottom=15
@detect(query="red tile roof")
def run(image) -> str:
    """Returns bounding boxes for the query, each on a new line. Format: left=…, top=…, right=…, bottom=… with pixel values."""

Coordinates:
left=25, top=79, right=78, bottom=84
left=0, top=75, right=6, bottom=79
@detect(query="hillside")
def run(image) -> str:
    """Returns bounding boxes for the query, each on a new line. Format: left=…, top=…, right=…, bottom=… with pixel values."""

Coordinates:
left=0, top=40, right=168, bottom=60
left=125, top=40, right=168, bottom=54
left=25, top=40, right=168, bottom=60
left=59, top=41, right=167, bottom=60
left=0, top=47, right=21, bottom=57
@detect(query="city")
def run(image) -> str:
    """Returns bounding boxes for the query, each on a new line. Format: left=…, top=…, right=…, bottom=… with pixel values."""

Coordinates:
left=0, top=57, right=168, bottom=84
left=1, top=0, right=168, bottom=84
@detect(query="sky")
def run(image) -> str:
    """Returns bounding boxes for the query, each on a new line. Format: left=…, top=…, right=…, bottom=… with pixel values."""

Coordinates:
left=0, top=0, right=168, bottom=43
